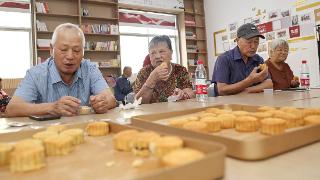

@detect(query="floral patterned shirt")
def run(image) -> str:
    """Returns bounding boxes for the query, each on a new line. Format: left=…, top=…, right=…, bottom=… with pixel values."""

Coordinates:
left=133, top=63, right=192, bottom=103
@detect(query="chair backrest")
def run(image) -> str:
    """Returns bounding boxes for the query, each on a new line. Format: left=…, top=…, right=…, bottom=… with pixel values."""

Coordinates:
left=1, top=78, right=23, bottom=96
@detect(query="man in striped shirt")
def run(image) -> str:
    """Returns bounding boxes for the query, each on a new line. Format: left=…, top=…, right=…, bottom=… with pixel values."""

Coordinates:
left=6, top=23, right=116, bottom=117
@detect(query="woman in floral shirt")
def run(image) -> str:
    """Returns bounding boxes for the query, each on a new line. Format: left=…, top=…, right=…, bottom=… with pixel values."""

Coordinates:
left=0, top=78, right=10, bottom=114
left=133, top=35, right=194, bottom=104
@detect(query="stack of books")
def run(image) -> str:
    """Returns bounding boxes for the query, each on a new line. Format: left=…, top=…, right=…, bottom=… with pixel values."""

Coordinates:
left=36, top=20, right=48, bottom=31
left=37, top=39, right=51, bottom=50
left=185, top=16, right=196, bottom=26
left=35, top=2, right=49, bottom=13
left=81, top=24, right=119, bottom=35
left=186, top=45, right=198, bottom=53
left=186, top=31, right=196, bottom=39
left=85, top=41, right=118, bottom=51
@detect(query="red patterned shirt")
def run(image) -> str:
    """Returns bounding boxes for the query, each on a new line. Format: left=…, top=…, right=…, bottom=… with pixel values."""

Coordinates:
left=133, top=63, right=192, bottom=103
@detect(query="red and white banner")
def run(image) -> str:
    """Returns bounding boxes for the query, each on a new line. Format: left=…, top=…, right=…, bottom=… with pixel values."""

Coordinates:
left=119, top=11, right=175, bottom=28
left=0, top=1, right=30, bottom=12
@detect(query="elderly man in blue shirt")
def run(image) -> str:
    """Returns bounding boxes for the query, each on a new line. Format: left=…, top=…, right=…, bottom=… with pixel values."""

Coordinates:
left=6, top=23, right=116, bottom=117
left=212, top=23, right=273, bottom=96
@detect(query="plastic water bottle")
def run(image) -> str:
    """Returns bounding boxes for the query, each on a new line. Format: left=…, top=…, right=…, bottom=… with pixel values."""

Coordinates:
left=195, top=59, right=208, bottom=102
left=300, top=60, right=310, bottom=90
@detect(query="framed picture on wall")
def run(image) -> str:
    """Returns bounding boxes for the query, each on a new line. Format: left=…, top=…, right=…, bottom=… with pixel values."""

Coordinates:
left=281, top=9, right=290, bottom=17
left=292, top=15, right=299, bottom=26
left=268, top=9, right=280, bottom=20
left=229, top=22, right=237, bottom=32
left=265, top=32, right=275, bottom=41
left=300, top=13, right=311, bottom=24
left=213, top=29, right=227, bottom=56
left=252, top=16, right=261, bottom=24
left=276, top=29, right=288, bottom=39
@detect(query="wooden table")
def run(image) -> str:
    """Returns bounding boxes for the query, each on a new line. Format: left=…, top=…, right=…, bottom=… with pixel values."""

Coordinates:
left=1, top=89, right=320, bottom=180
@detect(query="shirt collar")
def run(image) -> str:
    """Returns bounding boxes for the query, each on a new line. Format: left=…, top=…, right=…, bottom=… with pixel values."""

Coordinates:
left=232, top=46, right=260, bottom=62
left=49, top=58, right=82, bottom=85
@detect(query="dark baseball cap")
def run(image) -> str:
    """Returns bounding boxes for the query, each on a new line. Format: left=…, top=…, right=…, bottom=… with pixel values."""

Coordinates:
left=237, top=23, right=265, bottom=39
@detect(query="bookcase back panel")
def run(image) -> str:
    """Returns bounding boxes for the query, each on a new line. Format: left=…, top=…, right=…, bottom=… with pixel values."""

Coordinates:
left=38, top=16, right=80, bottom=31
left=85, top=36, right=118, bottom=42
left=84, top=53, right=117, bottom=61
left=194, top=0, right=204, bottom=14
left=184, top=0, right=194, bottom=11
left=37, top=33, right=52, bottom=39
left=195, top=16, right=205, bottom=26
left=81, top=4, right=117, bottom=19
left=196, top=29, right=206, bottom=39
left=42, top=0, right=79, bottom=15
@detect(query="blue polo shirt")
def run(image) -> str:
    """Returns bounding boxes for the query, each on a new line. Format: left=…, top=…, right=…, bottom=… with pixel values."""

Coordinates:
left=14, top=57, right=108, bottom=105
left=212, top=46, right=266, bottom=85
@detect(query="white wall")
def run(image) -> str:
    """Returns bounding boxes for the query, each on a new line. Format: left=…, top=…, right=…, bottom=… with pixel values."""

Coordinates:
left=204, top=0, right=320, bottom=87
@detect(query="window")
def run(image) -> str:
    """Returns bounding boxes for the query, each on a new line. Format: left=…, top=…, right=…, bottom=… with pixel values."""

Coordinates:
left=119, top=9, right=180, bottom=74
left=0, top=0, right=32, bottom=78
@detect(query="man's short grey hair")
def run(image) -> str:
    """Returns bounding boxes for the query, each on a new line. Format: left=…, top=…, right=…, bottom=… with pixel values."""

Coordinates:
left=123, top=66, right=131, bottom=73
left=148, top=35, right=172, bottom=51
left=51, top=23, right=85, bottom=47
left=269, top=39, right=289, bottom=52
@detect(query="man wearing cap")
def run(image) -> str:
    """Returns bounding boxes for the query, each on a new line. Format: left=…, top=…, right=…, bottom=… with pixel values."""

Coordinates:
left=212, top=23, right=273, bottom=96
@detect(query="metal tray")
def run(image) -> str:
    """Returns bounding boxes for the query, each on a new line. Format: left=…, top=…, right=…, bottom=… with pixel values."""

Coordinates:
left=0, top=121, right=225, bottom=180
left=131, top=104, right=320, bottom=160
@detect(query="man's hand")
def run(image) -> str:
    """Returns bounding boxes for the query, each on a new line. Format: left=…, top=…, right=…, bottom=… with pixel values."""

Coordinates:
left=50, top=96, right=81, bottom=116
left=90, top=94, right=110, bottom=114
left=247, top=66, right=269, bottom=84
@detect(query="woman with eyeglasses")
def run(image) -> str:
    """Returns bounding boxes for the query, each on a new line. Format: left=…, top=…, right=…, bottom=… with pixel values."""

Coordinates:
left=266, top=39, right=300, bottom=90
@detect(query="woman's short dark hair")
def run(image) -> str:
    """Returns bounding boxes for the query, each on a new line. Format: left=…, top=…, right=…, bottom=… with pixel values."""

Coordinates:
left=148, top=35, right=172, bottom=51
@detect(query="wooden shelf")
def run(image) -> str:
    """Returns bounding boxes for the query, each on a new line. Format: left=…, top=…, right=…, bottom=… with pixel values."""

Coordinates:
left=82, top=0, right=117, bottom=6
left=36, top=13, right=79, bottom=18
left=37, top=31, right=53, bottom=34
left=84, top=33, right=119, bottom=36
left=37, top=49, right=50, bottom=51
left=186, top=38, right=206, bottom=41
left=187, top=51, right=207, bottom=54
left=85, top=50, right=119, bottom=52
left=184, top=11, right=195, bottom=15
left=82, top=16, right=118, bottom=21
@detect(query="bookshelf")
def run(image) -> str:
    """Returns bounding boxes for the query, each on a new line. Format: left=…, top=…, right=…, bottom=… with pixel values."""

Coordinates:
left=183, top=0, right=208, bottom=77
left=32, top=0, right=121, bottom=77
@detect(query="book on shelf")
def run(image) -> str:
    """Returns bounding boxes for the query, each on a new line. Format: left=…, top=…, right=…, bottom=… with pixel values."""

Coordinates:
left=36, top=20, right=48, bottom=31
left=37, top=39, right=51, bottom=49
left=85, top=41, right=118, bottom=51
left=81, top=24, right=119, bottom=35
left=35, top=2, right=49, bottom=13
left=186, top=45, right=198, bottom=53
left=82, top=8, right=89, bottom=17
left=185, top=16, right=196, bottom=26
left=186, top=31, right=196, bottom=39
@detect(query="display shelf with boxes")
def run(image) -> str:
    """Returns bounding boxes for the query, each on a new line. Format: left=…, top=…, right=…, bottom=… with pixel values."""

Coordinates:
left=33, top=0, right=121, bottom=77
left=183, top=0, right=208, bottom=78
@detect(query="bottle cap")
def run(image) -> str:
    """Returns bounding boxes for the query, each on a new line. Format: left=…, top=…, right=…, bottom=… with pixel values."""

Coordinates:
left=197, top=59, right=203, bottom=65
left=302, top=60, right=307, bottom=63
